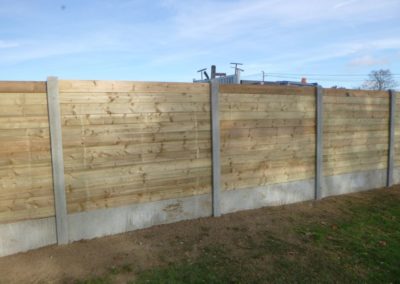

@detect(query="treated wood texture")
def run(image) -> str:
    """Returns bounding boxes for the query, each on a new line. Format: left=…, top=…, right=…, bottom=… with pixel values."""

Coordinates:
left=219, top=85, right=316, bottom=191
left=59, top=80, right=211, bottom=213
left=395, top=92, right=400, bottom=168
left=0, top=81, right=46, bottom=93
left=323, top=88, right=389, bottom=176
left=0, top=82, right=54, bottom=223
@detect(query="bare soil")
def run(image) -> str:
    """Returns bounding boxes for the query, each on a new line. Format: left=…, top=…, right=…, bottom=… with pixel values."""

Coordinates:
left=1, top=186, right=399, bottom=283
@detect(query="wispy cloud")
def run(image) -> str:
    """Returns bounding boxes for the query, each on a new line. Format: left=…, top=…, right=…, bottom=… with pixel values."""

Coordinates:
left=334, top=0, right=358, bottom=10
left=0, top=0, right=399, bottom=84
left=349, top=55, right=389, bottom=67
left=163, top=0, right=400, bottom=41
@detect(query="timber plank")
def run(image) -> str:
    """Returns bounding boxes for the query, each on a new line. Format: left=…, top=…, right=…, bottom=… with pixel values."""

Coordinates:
left=220, top=84, right=315, bottom=96
left=60, top=92, right=210, bottom=104
left=59, top=80, right=209, bottom=94
left=60, top=102, right=210, bottom=115
left=62, top=112, right=210, bottom=126
left=323, top=88, right=388, bottom=98
left=0, top=81, right=46, bottom=93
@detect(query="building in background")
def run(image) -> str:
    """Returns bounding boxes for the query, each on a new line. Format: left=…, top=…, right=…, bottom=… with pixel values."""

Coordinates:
left=194, top=64, right=317, bottom=86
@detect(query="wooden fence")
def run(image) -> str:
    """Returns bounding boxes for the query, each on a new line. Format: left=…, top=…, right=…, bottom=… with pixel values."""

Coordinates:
left=0, top=82, right=54, bottom=223
left=59, top=80, right=212, bottom=215
left=219, top=85, right=316, bottom=190
left=0, top=78, right=397, bottom=247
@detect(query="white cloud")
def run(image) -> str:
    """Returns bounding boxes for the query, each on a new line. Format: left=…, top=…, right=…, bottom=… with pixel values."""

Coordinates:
left=349, top=55, right=389, bottom=67
left=1, top=0, right=399, bottom=80
left=253, top=38, right=400, bottom=70
left=163, top=0, right=400, bottom=41
left=334, top=0, right=357, bottom=10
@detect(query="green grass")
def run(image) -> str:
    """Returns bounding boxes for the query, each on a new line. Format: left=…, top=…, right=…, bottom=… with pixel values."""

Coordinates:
left=75, top=192, right=400, bottom=284
left=134, top=236, right=358, bottom=284
left=297, top=195, right=400, bottom=283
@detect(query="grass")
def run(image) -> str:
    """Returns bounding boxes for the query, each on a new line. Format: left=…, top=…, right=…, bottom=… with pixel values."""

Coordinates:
left=75, top=191, right=400, bottom=284
left=297, top=195, right=400, bottom=283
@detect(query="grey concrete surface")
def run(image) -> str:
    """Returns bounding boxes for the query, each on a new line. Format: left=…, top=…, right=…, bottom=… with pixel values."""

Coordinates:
left=68, top=194, right=212, bottom=242
left=0, top=217, right=56, bottom=257
left=321, top=169, right=386, bottom=198
left=221, top=179, right=315, bottom=214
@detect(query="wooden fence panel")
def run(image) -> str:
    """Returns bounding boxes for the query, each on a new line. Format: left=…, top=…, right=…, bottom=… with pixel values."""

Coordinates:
left=323, top=88, right=389, bottom=176
left=219, top=85, right=316, bottom=191
left=59, top=80, right=212, bottom=213
left=0, top=82, right=54, bottom=223
left=0, top=79, right=396, bottom=224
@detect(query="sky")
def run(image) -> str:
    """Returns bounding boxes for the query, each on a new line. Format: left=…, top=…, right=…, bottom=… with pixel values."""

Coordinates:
left=0, top=0, right=400, bottom=88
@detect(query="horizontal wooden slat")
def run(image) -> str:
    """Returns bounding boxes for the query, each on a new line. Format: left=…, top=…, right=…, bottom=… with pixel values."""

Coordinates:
left=60, top=92, right=210, bottom=104
left=221, top=118, right=315, bottom=129
left=62, top=125, right=210, bottom=143
left=0, top=105, right=48, bottom=117
left=59, top=80, right=209, bottom=94
left=0, top=116, right=49, bottom=130
left=66, top=165, right=211, bottom=191
left=222, top=171, right=314, bottom=191
left=60, top=102, right=210, bottom=115
left=220, top=111, right=314, bottom=120
left=67, top=179, right=211, bottom=213
left=324, top=124, right=387, bottom=133
left=62, top=112, right=210, bottom=127
left=0, top=81, right=46, bottom=93
left=324, top=162, right=386, bottom=176
left=0, top=93, right=47, bottom=105
left=220, top=93, right=315, bottom=103
left=323, top=88, right=388, bottom=98
left=220, top=101, right=314, bottom=112
left=0, top=206, right=55, bottom=224
left=324, top=111, right=388, bottom=119
left=222, top=142, right=315, bottom=155
left=324, top=95, right=389, bottom=105
left=220, top=84, right=315, bottom=96
left=324, top=118, right=388, bottom=126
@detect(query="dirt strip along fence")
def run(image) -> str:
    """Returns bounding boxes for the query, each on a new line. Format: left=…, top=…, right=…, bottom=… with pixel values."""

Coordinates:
left=0, top=78, right=398, bottom=256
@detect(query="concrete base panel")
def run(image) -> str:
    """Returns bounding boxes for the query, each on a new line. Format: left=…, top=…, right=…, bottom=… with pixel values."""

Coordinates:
left=0, top=217, right=56, bottom=257
left=321, top=169, right=386, bottom=198
left=68, top=194, right=211, bottom=242
left=221, top=179, right=315, bottom=214
left=393, top=167, right=400, bottom=185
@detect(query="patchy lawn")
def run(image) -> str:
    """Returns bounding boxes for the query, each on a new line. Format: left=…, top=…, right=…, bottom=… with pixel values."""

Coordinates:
left=1, top=187, right=400, bottom=284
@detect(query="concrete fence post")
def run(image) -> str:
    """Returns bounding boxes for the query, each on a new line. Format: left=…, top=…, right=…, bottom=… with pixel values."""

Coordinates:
left=46, top=76, right=69, bottom=244
left=315, top=85, right=324, bottom=200
left=387, top=90, right=396, bottom=187
left=210, top=79, right=221, bottom=216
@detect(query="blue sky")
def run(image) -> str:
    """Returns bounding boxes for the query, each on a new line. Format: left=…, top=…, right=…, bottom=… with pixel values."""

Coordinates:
left=0, top=0, right=399, bottom=88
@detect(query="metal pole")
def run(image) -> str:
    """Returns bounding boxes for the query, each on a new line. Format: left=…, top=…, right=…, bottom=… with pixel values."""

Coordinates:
left=315, top=85, right=324, bottom=200
left=211, top=65, right=216, bottom=80
left=210, top=79, right=221, bottom=216
left=47, top=76, right=69, bottom=244
left=387, top=90, right=396, bottom=187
